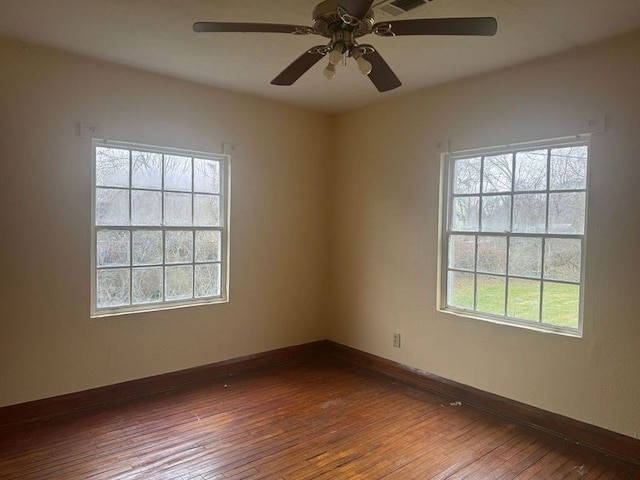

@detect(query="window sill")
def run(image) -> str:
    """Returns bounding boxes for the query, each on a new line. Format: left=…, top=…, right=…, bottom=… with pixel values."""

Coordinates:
left=437, top=307, right=583, bottom=338
left=91, top=297, right=229, bottom=319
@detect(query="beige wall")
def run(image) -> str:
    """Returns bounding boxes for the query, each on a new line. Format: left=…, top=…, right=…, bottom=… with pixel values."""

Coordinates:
left=0, top=37, right=330, bottom=407
left=2, top=29, right=639, bottom=441
left=329, top=30, right=640, bottom=439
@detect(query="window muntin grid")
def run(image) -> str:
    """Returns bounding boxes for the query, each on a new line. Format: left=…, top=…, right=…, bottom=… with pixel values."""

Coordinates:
left=442, top=139, right=588, bottom=334
left=91, top=141, right=229, bottom=316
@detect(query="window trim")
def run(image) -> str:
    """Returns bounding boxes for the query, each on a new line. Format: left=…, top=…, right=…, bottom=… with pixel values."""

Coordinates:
left=437, top=135, right=590, bottom=336
left=90, top=139, right=231, bottom=318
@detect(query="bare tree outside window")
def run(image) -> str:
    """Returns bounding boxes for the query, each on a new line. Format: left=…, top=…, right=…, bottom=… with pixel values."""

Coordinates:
left=441, top=140, right=588, bottom=334
left=92, top=142, right=228, bottom=316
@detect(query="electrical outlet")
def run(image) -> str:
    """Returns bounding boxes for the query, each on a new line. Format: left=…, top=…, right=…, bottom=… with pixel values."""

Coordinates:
left=392, top=333, right=401, bottom=348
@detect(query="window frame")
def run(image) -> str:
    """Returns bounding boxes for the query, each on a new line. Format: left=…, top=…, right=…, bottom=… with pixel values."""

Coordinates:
left=90, top=139, right=230, bottom=318
left=437, top=136, right=590, bottom=336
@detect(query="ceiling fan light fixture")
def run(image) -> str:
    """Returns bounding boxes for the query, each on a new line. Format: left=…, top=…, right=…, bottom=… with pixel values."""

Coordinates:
left=352, top=48, right=373, bottom=75
left=328, top=42, right=345, bottom=66
left=355, top=54, right=373, bottom=75
left=323, top=62, right=337, bottom=80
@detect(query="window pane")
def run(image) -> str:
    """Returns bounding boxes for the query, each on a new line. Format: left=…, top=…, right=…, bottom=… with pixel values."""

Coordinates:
left=451, top=197, right=479, bottom=231
left=132, top=151, right=162, bottom=189
left=477, top=236, right=506, bottom=274
left=132, top=267, right=163, bottom=305
left=548, top=192, right=586, bottom=234
left=195, top=263, right=221, bottom=298
left=514, top=149, right=547, bottom=192
left=164, top=192, right=192, bottom=226
left=131, top=190, right=162, bottom=225
left=542, top=282, right=580, bottom=328
left=165, top=230, right=193, bottom=264
left=132, top=230, right=162, bottom=266
left=544, top=238, right=581, bottom=283
left=448, top=235, right=475, bottom=271
left=476, top=275, right=506, bottom=316
left=194, top=159, right=220, bottom=194
left=96, top=188, right=129, bottom=226
left=94, top=143, right=227, bottom=314
left=164, top=155, right=192, bottom=191
left=507, top=278, right=540, bottom=321
left=96, top=147, right=129, bottom=187
left=447, top=271, right=474, bottom=310
left=444, top=142, right=586, bottom=331
left=550, top=146, right=587, bottom=190
left=481, top=195, right=511, bottom=232
left=513, top=193, right=546, bottom=233
left=194, top=194, right=221, bottom=227
left=482, top=154, right=512, bottom=193
left=97, top=230, right=130, bottom=267
left=195, top=230, right=221, bottom=263
left=453, top=157, right=481, bottom=194
left=508, top=237, right=542, bottom=278
left=96, top=268, right=130, bottom=308
left=165, top=265, right=193, bottom=301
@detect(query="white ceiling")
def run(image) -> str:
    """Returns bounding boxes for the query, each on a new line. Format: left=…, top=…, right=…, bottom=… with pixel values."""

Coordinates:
left=1, top=0, right=640, bottom=113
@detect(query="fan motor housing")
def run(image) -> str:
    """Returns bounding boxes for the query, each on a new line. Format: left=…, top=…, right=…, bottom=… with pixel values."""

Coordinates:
left=312, top=0, right=375, bottom=37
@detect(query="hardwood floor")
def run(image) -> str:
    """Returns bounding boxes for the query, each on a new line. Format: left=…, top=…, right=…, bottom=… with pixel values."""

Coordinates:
left=1, top=357, right=638, bottom=479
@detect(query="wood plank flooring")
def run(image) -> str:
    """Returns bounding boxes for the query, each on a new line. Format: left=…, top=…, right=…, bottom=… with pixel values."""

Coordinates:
left=1, top=357, right=638, bottom=479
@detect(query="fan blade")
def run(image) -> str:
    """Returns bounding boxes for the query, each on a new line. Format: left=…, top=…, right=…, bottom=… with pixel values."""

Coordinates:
left=271, top=47, right=327, bottom=86
left=373, top=17, right=498, bottom=36
left=193, top=22, right=313, bottom=34
left=338, top=0, right=375, bottom=20
left=360, top=46, right=402, bottom=92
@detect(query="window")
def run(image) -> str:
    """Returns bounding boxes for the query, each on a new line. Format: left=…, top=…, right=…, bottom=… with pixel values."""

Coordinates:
left=91, top=141, right=229, bottom=316
left=439, top=138, right=589, bottom=334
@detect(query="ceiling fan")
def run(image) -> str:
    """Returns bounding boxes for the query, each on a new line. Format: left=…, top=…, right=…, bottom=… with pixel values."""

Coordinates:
left=193, top=0, right=497, bottom=92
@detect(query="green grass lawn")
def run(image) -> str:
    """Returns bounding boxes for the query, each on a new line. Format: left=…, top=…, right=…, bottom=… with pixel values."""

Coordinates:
left=449, top=273, right=579, bottom=328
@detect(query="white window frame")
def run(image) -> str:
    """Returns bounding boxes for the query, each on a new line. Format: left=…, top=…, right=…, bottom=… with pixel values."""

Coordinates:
left=437, top=136, right=589, bottom=336
left=90, top=139, right=230, bottom=317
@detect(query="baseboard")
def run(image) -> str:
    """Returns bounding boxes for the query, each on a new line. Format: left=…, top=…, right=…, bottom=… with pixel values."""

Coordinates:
left=0, top=340, right=327, bottom=427
left=2, top=339, right=638, bottom=466
left=325, top=341, right=640, bottom=466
